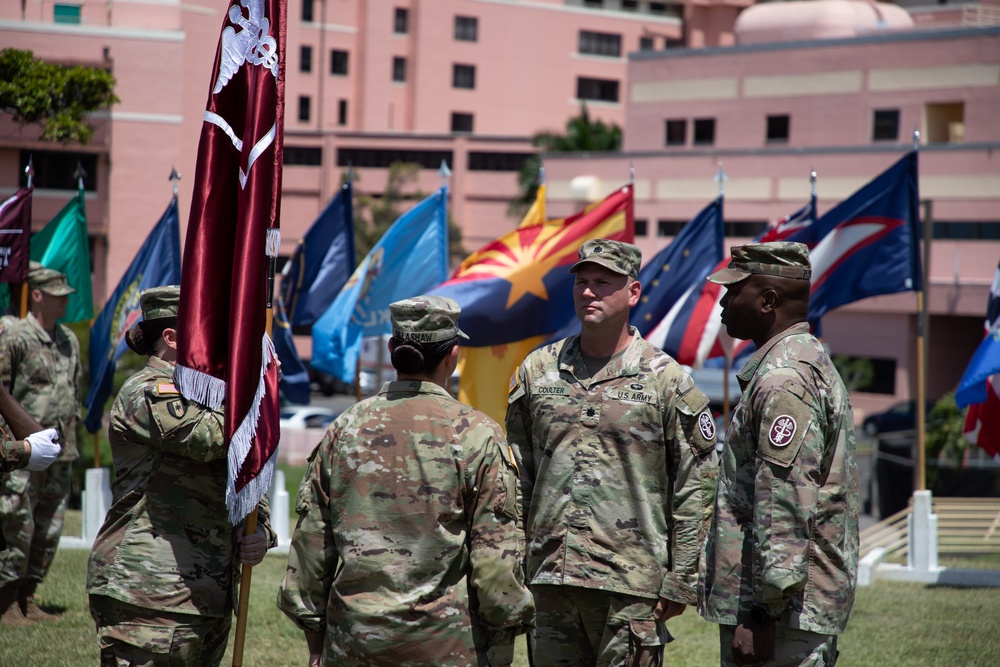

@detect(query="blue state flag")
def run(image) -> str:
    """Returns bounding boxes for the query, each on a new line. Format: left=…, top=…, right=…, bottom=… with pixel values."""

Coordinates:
left=956, top=259, right=1000, bottom=408
left=312, top=187, right=449, bottom=384
left=273, top=296, right=311, bottom=404
left=282, top=181, right=355, bottom=329
left=84, top=197, right=182, bottom=432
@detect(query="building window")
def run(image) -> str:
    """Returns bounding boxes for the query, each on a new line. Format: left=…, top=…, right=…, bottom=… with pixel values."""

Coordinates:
left=693, top=118, right=715, bottom=145
left=583, top=0, right=604, bottom=7
left=53, top=3, right=81, bottom=24
left=19, top=150, right=97, bottom=190
left=331, top=50, right=349, bottom=75
left=665, top=119, right=686, bottom=146
left=649, top=2, right=683, bottom=17
left=336, top=148, right=454, bottom=169
left=301, top=0, right=314, bottom=22
left=451, top=112, right=474, bottom=133
left=725, top=221, right=767, bottom=237
left=298, top=96, right=311, bottom=122
left=622, top=0, right=639, bottom=11
left=766, top=114, right=790, bottom=143
left=635, top=219, right=648, bottom=237
left=657, top=220, right=686, bottom=237
left=932, top=221, right=1000, bottom=240
left=872, top=109, right=899, bottom=141
left=392, top=56, right=407, bottom=83
left=338, top=99, right=348, bottom=126
left=639, top=36, right=654, bottom=51
left=300, top=45, right=313, bottom=73
left=579, top=30, right=622, bottom=58
left=455, top=16, right=478, bottom=42
left=284, top=146, right=322, bottom=166
left=468, top=152, right=534, bottom=172
left=925, top=102, right=964, bottom=144
left=394, top=7, right=409, bottom=34
left=453, top=64, right=476, bottom=89
left=577, top=77, right=619, bottom=103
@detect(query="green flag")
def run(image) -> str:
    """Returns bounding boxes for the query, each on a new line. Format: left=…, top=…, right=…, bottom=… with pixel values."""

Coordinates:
left=29, top=186, right=94, bottom=323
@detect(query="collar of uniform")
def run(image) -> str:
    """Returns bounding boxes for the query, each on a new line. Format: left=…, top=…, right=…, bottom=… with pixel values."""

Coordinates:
left=381, top=380, right=452, bottom=398
left=559, top=327, right=643, bottom=380
left=23, top=312, right=59, bottom=345
left=147, top=355, right=175, bottom=374
left=736, top=322, right=812, bottom=389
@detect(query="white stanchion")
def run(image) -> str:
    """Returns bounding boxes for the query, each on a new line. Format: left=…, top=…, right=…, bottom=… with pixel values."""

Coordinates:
left=269, top=468, right=290, bottom=550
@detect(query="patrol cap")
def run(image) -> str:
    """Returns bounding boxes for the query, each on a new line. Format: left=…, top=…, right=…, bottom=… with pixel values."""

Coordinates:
left=139, top=285, right=180, bottom=322
left=390, top=295, right=469, bottom=344
left=569, top=239, right=641, bottom=279
left=706, top=242, right=812, bottom=285
left=28, top=261, right=75, bottom=297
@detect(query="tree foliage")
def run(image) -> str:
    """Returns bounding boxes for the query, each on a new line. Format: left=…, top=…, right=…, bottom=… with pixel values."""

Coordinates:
left=0, top=48, right=118, bottom=144
left=510, top=105, right=623, bottom=218
left=832, top=354, right=875, bottom=393
left=347, top=162, right=464, bottom=265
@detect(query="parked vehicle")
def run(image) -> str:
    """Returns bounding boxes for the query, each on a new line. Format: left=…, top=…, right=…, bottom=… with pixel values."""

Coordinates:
left=279, top=406, right=339, bottom=430
left=862, top=401, right=935, bottom=437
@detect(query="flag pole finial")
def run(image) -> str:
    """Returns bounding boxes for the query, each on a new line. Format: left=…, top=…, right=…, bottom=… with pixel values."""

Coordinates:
left=439, top=160, right=452, bottom=187
left=538, top=164, right=545, bottom=185
left=913, top=129, right=920, bottom=152
left=169, top=166, right=181, bottom=196
left=629, top=161, right=635, bottom=185
left=24, top=156, right=33, bottom=189
left=810, top=167, right=817, bottom=198
left=714, top=163, right=728, bottom=198
left=73, top=162, right=87, bottom=191
left=346, top=161, right=355, bottom=185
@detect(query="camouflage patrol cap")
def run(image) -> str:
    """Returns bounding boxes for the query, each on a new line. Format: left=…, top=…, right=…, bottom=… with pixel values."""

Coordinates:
left=570, top=239, right=642, bottom=279
left=139, top=285, right=180, bottom=321
left=28, top=261, right=76, bottom=297
left=390, top=295, right=469, bottom=344
left=707, top=242, right=812, bottom=285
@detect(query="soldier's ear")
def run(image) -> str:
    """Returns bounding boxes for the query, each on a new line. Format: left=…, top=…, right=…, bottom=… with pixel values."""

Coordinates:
left=759, top=286, right=780, bottom=314
left=162, top=327, right=178, bottom=351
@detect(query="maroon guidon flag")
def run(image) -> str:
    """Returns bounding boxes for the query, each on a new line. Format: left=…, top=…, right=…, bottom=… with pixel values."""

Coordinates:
left=0, top=186, right=33, bottom=284
left=175, top=0, right=286, bottom=523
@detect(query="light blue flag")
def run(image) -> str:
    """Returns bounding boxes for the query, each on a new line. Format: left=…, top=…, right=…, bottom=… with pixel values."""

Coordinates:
left=311, top=187, right=449, bottom=384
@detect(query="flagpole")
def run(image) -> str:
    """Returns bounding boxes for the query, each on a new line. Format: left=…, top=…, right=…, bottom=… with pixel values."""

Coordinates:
left=913, top=131, right=928, bottom=493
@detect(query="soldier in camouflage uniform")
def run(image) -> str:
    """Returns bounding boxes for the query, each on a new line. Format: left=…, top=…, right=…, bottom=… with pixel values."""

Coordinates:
left=0, top=380, right=61, bottom=626
left=86, top=286, right=275, bottom=667
left=506, top=240, right=719, bottom=667
left=278, top=295, right=534, bottom=667
left=0, top=263, right=82, bottom=624
left=697, top=243, right=859, bottom=667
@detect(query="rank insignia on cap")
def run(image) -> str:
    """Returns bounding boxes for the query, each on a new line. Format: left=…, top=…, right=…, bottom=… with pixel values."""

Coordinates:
left=768, top=415, right=797, bottom=447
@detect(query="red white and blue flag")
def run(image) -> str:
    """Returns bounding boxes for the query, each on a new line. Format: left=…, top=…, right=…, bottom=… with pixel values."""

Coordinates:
left=957, top=260, right=1000, bottom=457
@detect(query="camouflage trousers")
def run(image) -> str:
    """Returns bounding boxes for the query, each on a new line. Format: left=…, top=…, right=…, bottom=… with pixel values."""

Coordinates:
left=718, top=625, right=838, bottom=667
left=90, top=595, right=232, bottom=667
left=0, top=461, right=72, bottom=585
left=528, top=584, right=672, bottom=667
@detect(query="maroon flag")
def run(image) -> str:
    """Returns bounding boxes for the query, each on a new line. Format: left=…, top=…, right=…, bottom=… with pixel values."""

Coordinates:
left=0, top=187, right=32, bottom=284
left=175, top=0, right=286, bottom=523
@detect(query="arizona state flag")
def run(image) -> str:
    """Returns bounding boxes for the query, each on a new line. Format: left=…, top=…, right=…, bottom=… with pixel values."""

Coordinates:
left=430, top=185, right=633, bottom=423
left=174, top=0, right=286, bottom=523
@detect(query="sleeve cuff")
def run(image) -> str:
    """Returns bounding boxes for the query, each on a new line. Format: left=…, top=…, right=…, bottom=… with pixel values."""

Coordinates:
left=660, top=572, right=697, bottom=606
left=486, top=643, right=515, bottom=666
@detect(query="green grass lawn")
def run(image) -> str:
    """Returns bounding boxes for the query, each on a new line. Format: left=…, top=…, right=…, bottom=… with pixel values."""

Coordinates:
left=4, top=546, right=1000, bottom=666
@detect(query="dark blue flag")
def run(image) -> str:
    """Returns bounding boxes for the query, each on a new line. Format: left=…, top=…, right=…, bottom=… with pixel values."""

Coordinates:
left=282, top=181, right=355, bottom=329
left=84, top=197, right=182, bottom=432
left=783, top=151, right=922, bottom=323
left=956, top=260, right=1000, bottom=408
left=273, top=296, right=311, bottom=404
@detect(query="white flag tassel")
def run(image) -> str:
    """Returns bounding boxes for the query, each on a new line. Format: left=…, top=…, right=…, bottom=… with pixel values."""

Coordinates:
left=226, top=332, right=278, bottom=524
left=266, top=228, right=281, bottom=258
left=174, top=365, right=227, bottom=410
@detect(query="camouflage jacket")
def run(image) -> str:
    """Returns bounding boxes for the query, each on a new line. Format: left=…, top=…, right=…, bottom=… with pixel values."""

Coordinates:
left=506, top=329, right=719, bottom=605
left=0, top=313, right=82, bottom=461
left=698, top=323, right=859, bottom=635
left=277, top=380, right=534, bottom=667
left=87, top=355, right=276, bottom=618
left=0, top=433, right=28, bottom=474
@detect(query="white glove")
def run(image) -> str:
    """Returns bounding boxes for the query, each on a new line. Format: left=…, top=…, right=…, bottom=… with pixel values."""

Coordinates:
left=26, top=429, right=61, bottom=471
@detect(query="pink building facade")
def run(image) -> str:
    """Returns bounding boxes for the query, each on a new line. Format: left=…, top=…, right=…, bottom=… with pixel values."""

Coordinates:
left=543, top=7, right=1000, bottom=418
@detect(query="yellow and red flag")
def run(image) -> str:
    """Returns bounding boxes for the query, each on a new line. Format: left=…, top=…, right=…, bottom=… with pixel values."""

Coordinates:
left=430, top=185, right=633, bottom=424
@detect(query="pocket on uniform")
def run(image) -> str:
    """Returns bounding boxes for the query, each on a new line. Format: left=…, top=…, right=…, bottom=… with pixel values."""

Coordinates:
left=2, top=469, right=29, bottom=495
left=627, top=618, right=672, bottom=666
left=98, top=621, right=175, bottom=654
